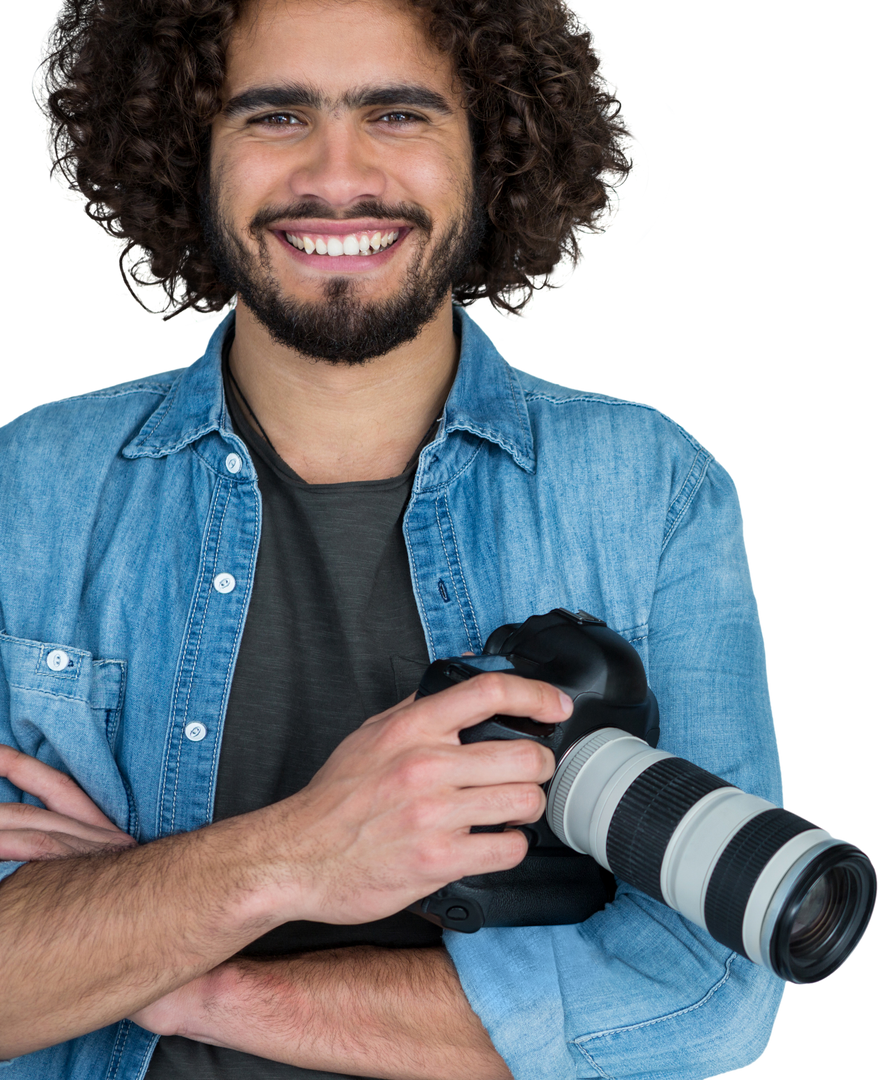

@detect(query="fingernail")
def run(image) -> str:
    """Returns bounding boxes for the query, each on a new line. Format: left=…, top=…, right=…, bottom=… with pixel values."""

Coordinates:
left=558, top=691, right=574, bottom=713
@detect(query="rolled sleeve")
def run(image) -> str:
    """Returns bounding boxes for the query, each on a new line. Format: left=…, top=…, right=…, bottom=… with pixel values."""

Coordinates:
left=445, top=457, right=785, bottom=1079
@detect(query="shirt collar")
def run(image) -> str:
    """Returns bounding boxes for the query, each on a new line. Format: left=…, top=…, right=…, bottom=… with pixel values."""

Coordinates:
left=124, top=306, right=535, bottom=472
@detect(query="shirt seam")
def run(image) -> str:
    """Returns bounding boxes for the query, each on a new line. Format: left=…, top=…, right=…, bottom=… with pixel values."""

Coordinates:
left=661, top=450, right=713, bottom=553
left=570, top=959, right=734, bottom=1049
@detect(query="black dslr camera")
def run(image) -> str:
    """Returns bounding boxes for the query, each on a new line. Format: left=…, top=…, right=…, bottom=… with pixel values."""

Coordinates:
left=408, top=609, right=875, bottom=983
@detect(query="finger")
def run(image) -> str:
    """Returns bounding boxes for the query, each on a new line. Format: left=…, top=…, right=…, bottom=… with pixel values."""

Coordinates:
left=0, top=828, right=131, bottom=861
left=0, top=745, right=119, bottom=830
left=0, top=802, right=135, bottom=848
left=392, top=739, right=555, bottom=798
left=400, top=672, right=572, bottom=741
left=360, top=652, right=479, bottom=730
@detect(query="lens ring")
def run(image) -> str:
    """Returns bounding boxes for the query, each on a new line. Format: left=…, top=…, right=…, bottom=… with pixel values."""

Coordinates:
left=770, top=844, right=876, bottom=983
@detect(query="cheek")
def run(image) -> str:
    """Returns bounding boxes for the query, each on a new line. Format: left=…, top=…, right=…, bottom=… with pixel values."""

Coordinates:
left=214, top=143, right=295, bottom=218
left=231, top=149, right=285, bottom=191
left=391, top=145, right=470, bottom=212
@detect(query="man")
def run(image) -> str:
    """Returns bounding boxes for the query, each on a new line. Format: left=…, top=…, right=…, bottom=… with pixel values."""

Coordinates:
left=0, top=0, right=784, bottom=1078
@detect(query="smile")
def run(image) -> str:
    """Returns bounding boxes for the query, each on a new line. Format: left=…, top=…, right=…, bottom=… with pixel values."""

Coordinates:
left=272, top=225, right=410, bottom=270
left=284, top=230, right=401, bottom=256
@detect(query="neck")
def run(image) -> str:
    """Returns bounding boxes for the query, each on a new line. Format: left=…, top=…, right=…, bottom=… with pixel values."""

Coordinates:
left=227, top=297, right=459, bottom=484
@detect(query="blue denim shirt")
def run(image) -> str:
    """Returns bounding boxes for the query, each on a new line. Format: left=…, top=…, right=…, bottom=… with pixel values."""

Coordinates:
left=0, top=307, right=783, bottom=1079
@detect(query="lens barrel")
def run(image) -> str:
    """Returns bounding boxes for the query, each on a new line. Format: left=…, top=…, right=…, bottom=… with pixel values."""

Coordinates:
left=546, top=729, right=875, bottom=982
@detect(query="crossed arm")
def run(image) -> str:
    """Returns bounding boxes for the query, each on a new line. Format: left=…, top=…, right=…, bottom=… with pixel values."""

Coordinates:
left=0, top=745, right=511, bottom=1079
left=134, top=943, right=509, bottom=1080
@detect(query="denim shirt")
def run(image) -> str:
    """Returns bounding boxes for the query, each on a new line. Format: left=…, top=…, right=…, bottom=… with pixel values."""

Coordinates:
left=0, top=307, right=783, bottom=1080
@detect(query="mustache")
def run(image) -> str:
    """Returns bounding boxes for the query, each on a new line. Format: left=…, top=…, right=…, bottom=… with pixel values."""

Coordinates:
left=250, top=200, right=433, bottom=234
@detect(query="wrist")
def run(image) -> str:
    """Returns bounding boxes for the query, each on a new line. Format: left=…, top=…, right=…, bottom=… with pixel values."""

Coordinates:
left=178, top=962, right=234, bottom=1041
left=215, top=798, right=321, bottom=928
left=186, top=956, right=307, bottom=1052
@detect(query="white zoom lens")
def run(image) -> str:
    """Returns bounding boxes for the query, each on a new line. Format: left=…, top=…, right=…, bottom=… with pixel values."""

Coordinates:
left=545, top=729, right=875, bottom=982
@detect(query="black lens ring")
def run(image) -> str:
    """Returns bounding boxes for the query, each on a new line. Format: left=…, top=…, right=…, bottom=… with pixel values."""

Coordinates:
left=770, top=844, right=876, bottom=983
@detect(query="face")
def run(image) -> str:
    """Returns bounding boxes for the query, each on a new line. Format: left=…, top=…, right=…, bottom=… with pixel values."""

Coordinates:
left=204, top=0, right=485, bottom=364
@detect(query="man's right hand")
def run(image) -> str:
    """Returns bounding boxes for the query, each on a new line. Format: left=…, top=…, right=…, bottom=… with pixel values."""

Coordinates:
left=254, top=672, right=571, bottom=926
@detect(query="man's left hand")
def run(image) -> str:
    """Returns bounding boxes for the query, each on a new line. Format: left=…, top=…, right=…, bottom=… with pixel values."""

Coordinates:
left=0, top=744, right=137, bottom=860
left=0, top=745, right=222, bottom=1038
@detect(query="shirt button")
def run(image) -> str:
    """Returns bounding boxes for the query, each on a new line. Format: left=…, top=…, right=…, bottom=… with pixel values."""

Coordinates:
left=46, top=649, right=70, bottom=671
left=213, top=573, right=236, bottom=594
left=184, top=722, right=207, bottom=742
left=225, top=453, right=242, bottom=475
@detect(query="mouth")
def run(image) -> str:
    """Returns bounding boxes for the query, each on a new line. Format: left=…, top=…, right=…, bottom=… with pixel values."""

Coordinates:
left=283, top=228, right=403, bottom=257
left=271, top=225, right=410, bottom=270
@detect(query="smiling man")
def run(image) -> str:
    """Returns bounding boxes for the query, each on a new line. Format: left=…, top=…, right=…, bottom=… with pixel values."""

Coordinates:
left=0, top=1, right=784, bottom=1079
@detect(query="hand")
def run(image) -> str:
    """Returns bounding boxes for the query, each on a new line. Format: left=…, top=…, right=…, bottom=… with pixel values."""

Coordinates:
left=258, top=672, right=572, bottom=926
left=0, top=745, right=136, bottom=861
left=127, top=969, right=214, bottom=1038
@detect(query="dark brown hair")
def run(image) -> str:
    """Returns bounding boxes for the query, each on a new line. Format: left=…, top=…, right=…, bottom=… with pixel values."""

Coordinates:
left=44, top=0, right=631, bottom=315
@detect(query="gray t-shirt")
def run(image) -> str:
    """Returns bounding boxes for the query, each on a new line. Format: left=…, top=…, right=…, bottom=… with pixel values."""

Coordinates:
left=146, top=354, right=439, bottom=1079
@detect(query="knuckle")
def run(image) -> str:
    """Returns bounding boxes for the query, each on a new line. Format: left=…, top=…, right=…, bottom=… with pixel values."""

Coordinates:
left=514, top=739, right=548, bottom=775
left=519, top=784, right=546, bottom=819
left=472, top=671, right=508, bottom=709
left=399, top=794, right=442, bottom=834
left=30, top=831, right=64, bottom=857
left=412, top=836, right=452, bottom=877
left=395, top=751, right=438, bottom=791
left=39, top=834, right=63, bottom=856
left=469, top=674, right=560, bottom=723
left=18, top=803, right=42, bottom=825
left=524, top=743, right=544, bottom=777
left=494, top=829, right=528, bottom=869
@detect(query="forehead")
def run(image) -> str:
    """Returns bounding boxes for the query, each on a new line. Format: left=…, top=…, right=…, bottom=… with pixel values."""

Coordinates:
left=227, top=0, right=457, bottom=103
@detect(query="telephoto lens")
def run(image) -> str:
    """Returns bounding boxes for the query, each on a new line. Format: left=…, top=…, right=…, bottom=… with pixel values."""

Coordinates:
left=545, top=726, right=875, bottom=983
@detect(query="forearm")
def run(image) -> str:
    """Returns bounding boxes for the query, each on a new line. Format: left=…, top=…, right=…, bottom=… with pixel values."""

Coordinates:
left=168, top=945, right=513, bottom=1080
left=0, top=814, right=289, bottom=1059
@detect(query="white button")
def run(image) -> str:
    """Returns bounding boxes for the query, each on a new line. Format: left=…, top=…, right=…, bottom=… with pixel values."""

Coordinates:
left=46, top=649, right=70, bottom=672
left=226, top=453, right=242, bottom=475
left=184, top=722, right=207, bottom=742
left=213, top=573, right=236, bottom=594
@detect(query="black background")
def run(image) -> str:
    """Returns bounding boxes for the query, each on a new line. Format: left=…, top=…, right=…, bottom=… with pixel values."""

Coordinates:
left=6, top=4, right=868, bottom=1075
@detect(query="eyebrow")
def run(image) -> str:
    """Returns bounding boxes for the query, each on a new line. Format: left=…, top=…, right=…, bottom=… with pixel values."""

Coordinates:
left=222, top=83, right=454, bottom=118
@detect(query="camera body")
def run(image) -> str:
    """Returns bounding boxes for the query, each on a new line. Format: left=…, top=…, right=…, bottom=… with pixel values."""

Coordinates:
left=408, top=608, right=659, bottom=931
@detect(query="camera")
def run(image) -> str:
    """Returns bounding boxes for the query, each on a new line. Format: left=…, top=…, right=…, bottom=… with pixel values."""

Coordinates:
left=408, top=608, right=875, bottom=983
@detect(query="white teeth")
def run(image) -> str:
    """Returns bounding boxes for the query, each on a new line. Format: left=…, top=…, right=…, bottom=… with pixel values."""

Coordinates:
left=286, top=229, right=401, bottom=256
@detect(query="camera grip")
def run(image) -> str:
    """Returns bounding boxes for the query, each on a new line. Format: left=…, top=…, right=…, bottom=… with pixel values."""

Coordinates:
left=407, top=852, right=615, bottom=931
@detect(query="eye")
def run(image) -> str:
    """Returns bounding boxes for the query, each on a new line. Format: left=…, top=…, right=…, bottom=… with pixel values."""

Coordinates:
left=375, top=111, right=423, bottom=125
left=250, top=113, right=298, bottom=126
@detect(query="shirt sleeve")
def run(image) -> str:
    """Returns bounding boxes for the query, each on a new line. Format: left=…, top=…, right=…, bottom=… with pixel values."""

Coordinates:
left=443, top=456, right=786, bottom=1080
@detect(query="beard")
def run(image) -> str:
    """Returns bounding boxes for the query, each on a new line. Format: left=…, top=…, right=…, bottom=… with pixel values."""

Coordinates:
left=200, top=174, right=486, bottom=366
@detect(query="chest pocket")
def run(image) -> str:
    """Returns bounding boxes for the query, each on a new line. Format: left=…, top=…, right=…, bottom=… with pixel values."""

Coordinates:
left=0, top=631, right=134, bottom=835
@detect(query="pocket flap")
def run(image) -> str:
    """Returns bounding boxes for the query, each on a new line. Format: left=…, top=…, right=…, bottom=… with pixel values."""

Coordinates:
left=0, top=630, right=133, bottom=832
left=0, top=631, right=124, bottom=709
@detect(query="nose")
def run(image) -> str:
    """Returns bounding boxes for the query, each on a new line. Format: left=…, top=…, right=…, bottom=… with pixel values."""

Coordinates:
left=282, top=119, right=388, bottom=213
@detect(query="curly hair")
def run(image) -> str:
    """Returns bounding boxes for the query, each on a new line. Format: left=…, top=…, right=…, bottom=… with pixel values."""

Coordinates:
left=44, top=0, right=631, bottom=315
